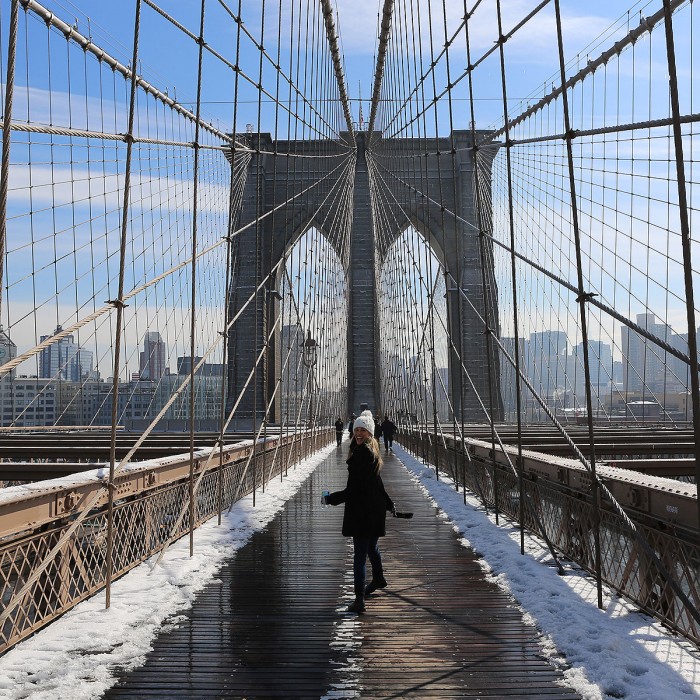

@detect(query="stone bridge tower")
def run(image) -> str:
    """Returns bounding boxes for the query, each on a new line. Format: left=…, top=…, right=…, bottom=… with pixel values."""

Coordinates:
left=227, top=131, right=501, bottom=428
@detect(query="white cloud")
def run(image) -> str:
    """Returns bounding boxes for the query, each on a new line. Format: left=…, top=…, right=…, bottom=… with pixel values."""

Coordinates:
left=333, top=0, right=616, bottom=61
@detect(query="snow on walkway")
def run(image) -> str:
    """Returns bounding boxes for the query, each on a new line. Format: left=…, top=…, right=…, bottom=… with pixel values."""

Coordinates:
left=0, top=440, right=698, bottom=700
left=391, top=444, right=700, bottom=700
left=0, top=444, right=338, bottom=700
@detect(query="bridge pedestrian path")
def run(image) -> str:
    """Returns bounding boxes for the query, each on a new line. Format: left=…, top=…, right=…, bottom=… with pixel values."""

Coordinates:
left=103, top=442, right=579, bottom=699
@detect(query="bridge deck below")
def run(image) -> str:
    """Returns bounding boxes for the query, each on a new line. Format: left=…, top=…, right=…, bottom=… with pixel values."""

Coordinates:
left=104, top=444, right=579, bottom=699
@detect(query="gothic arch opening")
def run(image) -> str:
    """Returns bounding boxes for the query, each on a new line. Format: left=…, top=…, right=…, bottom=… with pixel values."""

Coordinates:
left=277, top=227, right=348, bottom=426
left=378, top=226, right=450, bottom=427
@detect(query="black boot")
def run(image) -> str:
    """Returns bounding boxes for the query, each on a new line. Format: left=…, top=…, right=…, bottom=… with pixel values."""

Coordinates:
left=347, top=593, right=365, bottom=613
left=365, top=572, right=388, bottom=596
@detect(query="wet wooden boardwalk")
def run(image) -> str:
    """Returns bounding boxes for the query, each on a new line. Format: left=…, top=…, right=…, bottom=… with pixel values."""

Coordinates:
left=104, top=443, right=579, bottom=699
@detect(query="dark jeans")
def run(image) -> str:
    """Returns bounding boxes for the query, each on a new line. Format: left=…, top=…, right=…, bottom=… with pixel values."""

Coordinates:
left=383, top=434, right=393, bottom=449
left=353, top=536, right=382, bottom=595
left=336, top=432, right=343, bottom=445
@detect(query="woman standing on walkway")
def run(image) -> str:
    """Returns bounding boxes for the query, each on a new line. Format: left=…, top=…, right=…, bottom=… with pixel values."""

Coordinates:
left=324, top=410, right=394, bottom=613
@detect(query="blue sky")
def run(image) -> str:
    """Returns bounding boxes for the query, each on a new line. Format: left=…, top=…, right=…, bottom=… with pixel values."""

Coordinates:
left=3, top=0, right=696, bottom=368
left=35, top=0, right=650, bottom=136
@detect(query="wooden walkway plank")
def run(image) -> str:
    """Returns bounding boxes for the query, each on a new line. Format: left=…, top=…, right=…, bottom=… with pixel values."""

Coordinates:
left=103, top=445, right=580, bottom=699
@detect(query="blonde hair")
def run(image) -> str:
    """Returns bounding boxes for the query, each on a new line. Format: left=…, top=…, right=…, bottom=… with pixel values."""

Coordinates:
left=348, top=435, right=383, bottom=471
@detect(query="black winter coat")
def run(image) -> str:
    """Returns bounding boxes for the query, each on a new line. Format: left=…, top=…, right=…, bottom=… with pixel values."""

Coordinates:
left=327, top=442, right=394, bottom=537
left=380, top=419, right=397, bottom=438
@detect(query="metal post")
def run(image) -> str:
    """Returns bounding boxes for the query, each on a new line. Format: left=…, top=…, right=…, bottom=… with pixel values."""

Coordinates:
left=188, top=0, right=207, bottom=557
left=106, top=0, right=142, bottom=609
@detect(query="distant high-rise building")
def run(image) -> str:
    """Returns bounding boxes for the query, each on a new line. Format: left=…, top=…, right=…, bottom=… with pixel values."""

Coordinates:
left=528, top=331, right=568, bottom=405
left=499, top=336, right=528, bottom=419
left=621, top=313, right=687, bottom=394
left=39, top=326, right=93, bottom=381
left=613, top=360, right=623, bottom=385
left=530, top=331, right=568, bottom=357
left=139, top=331, right=166, bottom=380
left=572, top=339, right=613, bottom=391
left=280, top=325, right=306, bottom=422
left=176, top=356, right=225, bottom=377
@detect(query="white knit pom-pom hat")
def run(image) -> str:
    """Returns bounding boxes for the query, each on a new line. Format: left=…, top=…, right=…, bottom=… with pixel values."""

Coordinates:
left=352, top=410, right=375, bottom=435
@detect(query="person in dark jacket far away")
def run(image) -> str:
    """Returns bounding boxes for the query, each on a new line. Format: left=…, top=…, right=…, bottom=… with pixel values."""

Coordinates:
left=373, top=414, right=383, bottom=442
left=380, top=415, right=397, bottom=452
left=325, top=410, right=394, bottom=613
left=334, top=418, right=344, bottom=446
left=348, top=413, right=356, bottom=438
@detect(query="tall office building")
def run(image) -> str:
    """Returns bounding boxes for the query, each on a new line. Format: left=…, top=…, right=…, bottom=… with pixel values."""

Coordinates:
left=177, top=356, right=224, bottom=376
left=529, top=331, right=568, bottom=358
left=572, top=339, right=613, bottom=391
left=527, top=330, right=568, bottom=405
left=139, top=331, right=166, bottom=380
left=39, top=326, right=93, bottom=381
left=621, top=313, right=687, bottom=394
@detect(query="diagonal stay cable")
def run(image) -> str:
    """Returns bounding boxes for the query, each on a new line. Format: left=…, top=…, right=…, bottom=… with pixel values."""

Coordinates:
left=0, top=153, right=355, bottom=379
left=476, top=0, right=687, bottom=147
left=448, top=269, right=700, bottom=625
left=20, top=0, right=243, bottom=147
left=369, top=152, right=696, bottom=369
left=0, top=149, right=356, bottom=625
left=142, top=0, right=342, bottom=143
left=368, top=149, right=566, bottom=571
left=151, top=154, right=355, bottom=564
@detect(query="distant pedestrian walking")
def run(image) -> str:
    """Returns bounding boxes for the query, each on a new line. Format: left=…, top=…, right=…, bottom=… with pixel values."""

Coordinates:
left=380, top=415, right=397, bottom=452
left=373, top=414, right=383, bottom=441
left=323, top=410, right=394, bottom=613
left=348, top=413, right=356, bottom=438
left=334, top=418, right=344, bottom=446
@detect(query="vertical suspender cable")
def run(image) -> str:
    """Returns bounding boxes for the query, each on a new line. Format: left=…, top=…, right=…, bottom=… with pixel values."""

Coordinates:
left=552, top=0, right=603, bottom=606
left=0, top=0, right=18, bottom=321
left=217, top=0, right=244, bottom=526
left=426, top=0, right=443, bottom=477
left=267, top=0, right=283, bottom=481
left=494, top=0, right=525, bottom=548
left=284, top=0, right=297, bottom=471
left=106, top=0, right=142, bottom=609
left=661, top=0, right=700, bottom=535
left=188, top=0, right=207, bottom=556
left=463, top=0, right=498, bottom=515
left=251, top=0, right=268, bottom=506
left=414, top=0, right=430, bottom=461
left=258, top=0, right=269, bottom=489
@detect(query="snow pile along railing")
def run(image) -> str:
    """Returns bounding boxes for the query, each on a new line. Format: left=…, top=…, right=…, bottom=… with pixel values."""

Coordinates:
left=400, top=430, right=700, bottom=645
left=0, top=429, right=332, bottom=655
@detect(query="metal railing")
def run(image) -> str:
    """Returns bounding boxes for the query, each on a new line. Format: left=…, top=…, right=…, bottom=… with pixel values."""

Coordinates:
left=0, top=428, right=332, bottom=654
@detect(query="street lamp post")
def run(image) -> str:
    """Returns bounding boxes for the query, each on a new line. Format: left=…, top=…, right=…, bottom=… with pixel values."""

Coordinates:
left=302, top=330, right=318, bottom=429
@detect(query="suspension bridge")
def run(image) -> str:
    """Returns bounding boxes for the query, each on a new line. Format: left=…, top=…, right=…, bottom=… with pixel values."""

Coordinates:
left=0, top=0, right=699, bottom=696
